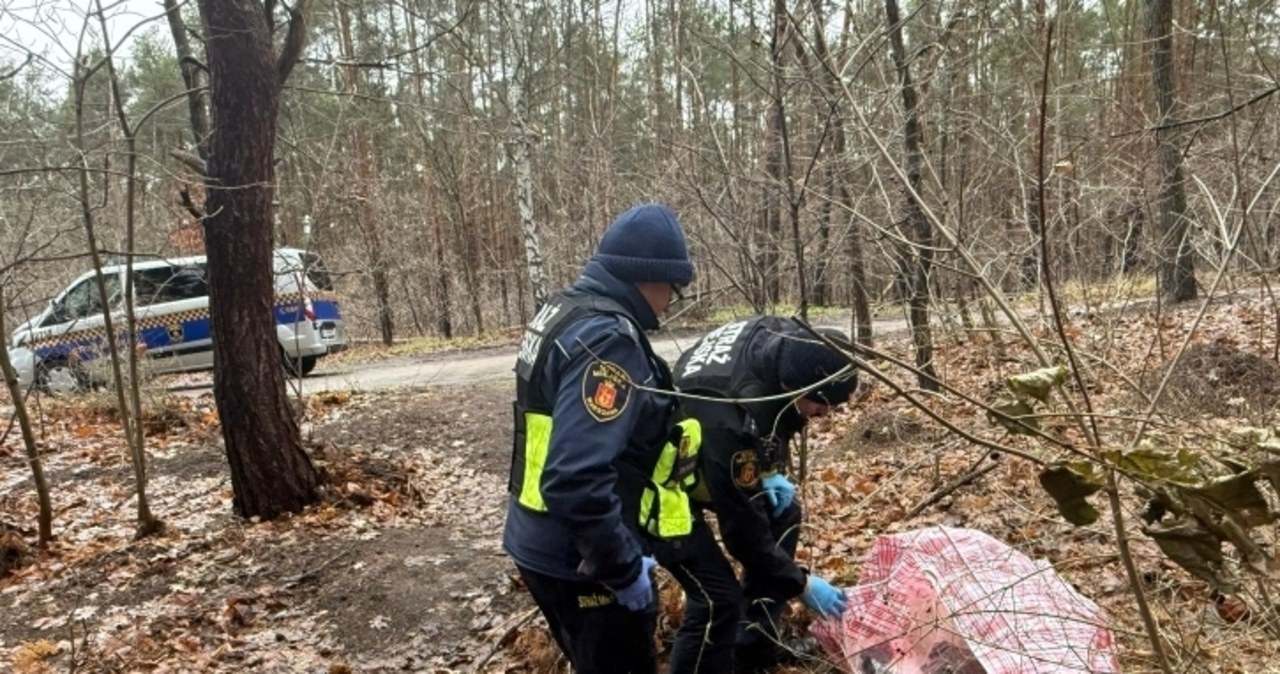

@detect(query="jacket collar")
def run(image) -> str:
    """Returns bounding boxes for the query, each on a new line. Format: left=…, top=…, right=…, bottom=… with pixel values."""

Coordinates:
left=572, top=259, right=660, bottom=330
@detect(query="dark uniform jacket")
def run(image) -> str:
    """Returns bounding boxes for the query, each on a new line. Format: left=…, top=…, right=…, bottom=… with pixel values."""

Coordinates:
left=674, top=317, right=809, bottom=601
left=503, top=260, right=677, bottom=591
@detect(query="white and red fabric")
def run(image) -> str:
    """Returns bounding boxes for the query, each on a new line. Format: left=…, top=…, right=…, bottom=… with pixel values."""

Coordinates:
left=811, top=526, right=1121, bottom=673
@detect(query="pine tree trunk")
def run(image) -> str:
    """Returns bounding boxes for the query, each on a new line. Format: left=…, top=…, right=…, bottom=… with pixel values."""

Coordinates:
left=198, top=0, right=318, bottom=519
left=337, top=3, right=394, bottom=346
left=811, top=0, right=872, bottom=341
left=885, top=0, right=939, bottom=391
left=1145, top=0, right=1198, bottom=302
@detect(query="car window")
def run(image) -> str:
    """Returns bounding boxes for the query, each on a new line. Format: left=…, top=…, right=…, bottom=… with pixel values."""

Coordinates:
left=53, top=274, right=123, bottom=322
left=135, top=265, right=209, bottom=305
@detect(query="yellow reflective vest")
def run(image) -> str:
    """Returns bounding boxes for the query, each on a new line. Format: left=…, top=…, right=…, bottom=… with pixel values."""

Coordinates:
left=516, top=413, right=702, bottom=539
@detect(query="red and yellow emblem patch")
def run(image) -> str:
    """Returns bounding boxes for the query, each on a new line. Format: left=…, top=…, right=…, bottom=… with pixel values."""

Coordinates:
left=582, top=360, right=631, bottom=422
left=594, top=381, right=617, bottom=409
left=732, top=449, right=760, bottom=489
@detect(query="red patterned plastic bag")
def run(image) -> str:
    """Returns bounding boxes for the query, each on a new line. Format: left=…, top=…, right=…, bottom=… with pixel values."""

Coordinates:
left=811, top=527, right=1121, bottom=673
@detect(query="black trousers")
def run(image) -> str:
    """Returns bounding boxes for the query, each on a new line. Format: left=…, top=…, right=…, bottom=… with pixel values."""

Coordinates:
left=654, top=503, right=803, bottom=674
left=517, top=565, right=658, bottom=674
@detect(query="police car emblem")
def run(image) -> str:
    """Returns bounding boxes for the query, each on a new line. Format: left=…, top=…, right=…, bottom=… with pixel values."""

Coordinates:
left=731, top=450, right=760, bottom=489
left=582, top=360, right=631, bottom=422
left=167, top=322, right=184, bottom=343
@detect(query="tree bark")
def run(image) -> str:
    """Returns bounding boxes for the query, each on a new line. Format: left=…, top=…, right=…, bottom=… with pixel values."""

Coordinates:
left=501, top=0, right=548, bottom=308
left=94, top=5, right=162, bottom=536
left=758, top=0, right=786, bottom=309
left=337, top=3, right=394, bottom=346
left=811, top=0, right=872, bottom=342
left=1145, top=0, right=1197, bottom=302
left=403, top=5, right=454, bottom=338
left=198, top=0, right=318, bottom=519
left=0, top=299, right=52, bottom=544
left=885, top=0, right=940, bottom=391
left=771, top=0, right=807, bottom=318
left=164, top=0, right=211, bottom=159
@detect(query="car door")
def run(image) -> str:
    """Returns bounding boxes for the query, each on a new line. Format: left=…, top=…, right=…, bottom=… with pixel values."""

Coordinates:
left=29, top=271, right=123, bottom=380
left=134, top=264, right=214, bottom=374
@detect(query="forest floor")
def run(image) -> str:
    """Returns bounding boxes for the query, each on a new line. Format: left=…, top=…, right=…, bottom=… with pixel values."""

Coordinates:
left=2, top=288, right=1280, bottom=673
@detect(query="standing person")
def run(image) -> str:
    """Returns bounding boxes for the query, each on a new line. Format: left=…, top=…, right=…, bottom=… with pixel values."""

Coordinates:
left=657, top=316, right=856, bottom=674
left=503, top=203, right=698, bottom=674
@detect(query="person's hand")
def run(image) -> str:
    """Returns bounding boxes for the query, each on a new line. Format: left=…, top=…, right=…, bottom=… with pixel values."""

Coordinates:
left=761, top=473, right=796, bottom=517
left=614, top=556, right=657, bottom=612
left=802, top=575, right=846, bottom=618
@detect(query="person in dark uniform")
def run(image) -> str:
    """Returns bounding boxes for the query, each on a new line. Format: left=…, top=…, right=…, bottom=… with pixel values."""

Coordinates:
left=657, top=316, right=856, bottom=674
left=503, top=203, right=699, bottom=674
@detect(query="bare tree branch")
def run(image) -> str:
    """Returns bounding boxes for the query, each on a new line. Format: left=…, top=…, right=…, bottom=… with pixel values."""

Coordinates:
left=0, top=53, right=34, bottom=82
left=165, top=0, right=212, bottom=158
left=275, top=0, right=307, bottom=84
left=297, top=0, right=474, bottom=72
left=178, top=185, right=205, bottom=220
left=1153, top=84, right=1279, bottom=132
left=168, top=149, right=207, bottom=175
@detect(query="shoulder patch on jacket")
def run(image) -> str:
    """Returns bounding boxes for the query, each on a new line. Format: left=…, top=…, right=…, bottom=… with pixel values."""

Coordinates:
left=731, top=449, right=760, bottom=489
left=582, top=360, right=632, bottom=422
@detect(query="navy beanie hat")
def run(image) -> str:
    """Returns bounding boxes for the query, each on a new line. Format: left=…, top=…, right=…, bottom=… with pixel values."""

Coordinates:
left=778, top=330, right=856, bottom=405
left=593, top=203, right=695, bottom=286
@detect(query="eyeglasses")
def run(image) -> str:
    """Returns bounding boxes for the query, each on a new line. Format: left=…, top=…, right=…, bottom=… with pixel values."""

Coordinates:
left=670, top=284, right=686, bottom=304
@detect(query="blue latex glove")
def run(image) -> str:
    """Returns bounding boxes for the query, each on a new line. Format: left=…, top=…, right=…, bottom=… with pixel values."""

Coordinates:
left=614, top=556, right=657, bottom=612
left=761, top=473, right=796, bottom=518
left=802, top=575, right=847, bottom=618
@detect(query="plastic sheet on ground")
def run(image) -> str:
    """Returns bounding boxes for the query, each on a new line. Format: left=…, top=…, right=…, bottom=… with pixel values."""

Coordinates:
left=811, top=526, right=1121, bottom=673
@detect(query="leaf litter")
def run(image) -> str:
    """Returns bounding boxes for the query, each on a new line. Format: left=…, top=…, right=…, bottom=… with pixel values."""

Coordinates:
left=2, top=292, right=1280, bottom=673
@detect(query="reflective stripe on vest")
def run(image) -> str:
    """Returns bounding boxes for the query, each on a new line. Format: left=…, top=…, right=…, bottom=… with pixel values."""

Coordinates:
left=517, top=412, right=553, bottom=512
left=638, top=418, right=702, bottom=538
left=517, top=413, right=702, bottom=540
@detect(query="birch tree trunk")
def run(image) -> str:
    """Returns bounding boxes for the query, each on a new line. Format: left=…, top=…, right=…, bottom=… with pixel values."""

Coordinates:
left=501, top=0, right=547, bottom=307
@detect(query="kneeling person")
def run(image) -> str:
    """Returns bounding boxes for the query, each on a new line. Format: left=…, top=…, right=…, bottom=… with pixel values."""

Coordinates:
left=656, top=317, right=856, bottom=674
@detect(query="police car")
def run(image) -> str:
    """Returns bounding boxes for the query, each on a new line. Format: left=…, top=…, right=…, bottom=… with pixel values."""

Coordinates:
left=6, top=248, right=347, bottom=395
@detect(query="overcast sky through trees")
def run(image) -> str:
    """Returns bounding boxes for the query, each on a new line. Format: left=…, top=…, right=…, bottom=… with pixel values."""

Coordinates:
left=1, top=0, right=169, bottom=70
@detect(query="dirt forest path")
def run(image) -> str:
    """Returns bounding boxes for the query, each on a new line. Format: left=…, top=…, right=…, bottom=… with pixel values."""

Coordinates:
left=191, top=313, right=892, bottom=396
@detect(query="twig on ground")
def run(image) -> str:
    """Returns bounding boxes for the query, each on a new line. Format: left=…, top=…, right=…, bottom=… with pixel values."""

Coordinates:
left=905, top=454, right=999, bottom=519
left=473, top=606, right=540, bottom=673
left=281, top=548, right=354, bottom=589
